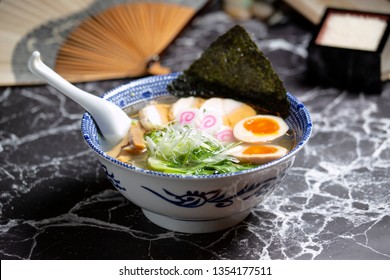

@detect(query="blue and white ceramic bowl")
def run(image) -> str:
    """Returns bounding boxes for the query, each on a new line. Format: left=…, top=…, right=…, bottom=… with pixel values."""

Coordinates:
left=81, top=73, right=312, bottom=233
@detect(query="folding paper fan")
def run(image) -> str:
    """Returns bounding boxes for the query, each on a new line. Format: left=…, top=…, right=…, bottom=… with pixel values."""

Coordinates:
left=0, top=0, right=208, bottom=86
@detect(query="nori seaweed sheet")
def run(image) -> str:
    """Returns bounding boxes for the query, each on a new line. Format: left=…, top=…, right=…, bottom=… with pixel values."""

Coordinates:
left=167, top=25, right=290, bottom=118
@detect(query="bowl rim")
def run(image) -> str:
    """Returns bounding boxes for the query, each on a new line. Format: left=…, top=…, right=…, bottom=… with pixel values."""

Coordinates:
left=81, top=73, right=312, bottom=179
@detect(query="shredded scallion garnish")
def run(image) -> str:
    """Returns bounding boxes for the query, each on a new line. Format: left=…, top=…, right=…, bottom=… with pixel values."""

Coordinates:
left=144, top=123, right=254, bottom=175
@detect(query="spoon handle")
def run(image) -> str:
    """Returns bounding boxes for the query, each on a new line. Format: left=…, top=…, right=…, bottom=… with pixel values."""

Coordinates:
left=29, top=51, right=107, bottom=112
left=28, top=51, right=131, bottom=146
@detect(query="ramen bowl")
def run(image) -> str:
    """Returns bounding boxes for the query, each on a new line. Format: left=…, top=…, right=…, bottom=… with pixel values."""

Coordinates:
left=81, top=73, right=312, bottom=233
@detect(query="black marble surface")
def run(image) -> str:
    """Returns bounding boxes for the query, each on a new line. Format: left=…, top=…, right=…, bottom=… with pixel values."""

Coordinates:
left=1, top=4, right=390, bottom=260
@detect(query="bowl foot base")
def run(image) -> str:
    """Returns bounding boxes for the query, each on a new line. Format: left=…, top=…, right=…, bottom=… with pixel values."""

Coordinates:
left=142, top=209, right=251, bottom=233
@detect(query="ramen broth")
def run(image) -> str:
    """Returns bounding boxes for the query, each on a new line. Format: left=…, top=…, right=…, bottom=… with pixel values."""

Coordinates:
left=106, top=96, right=295, bottom=173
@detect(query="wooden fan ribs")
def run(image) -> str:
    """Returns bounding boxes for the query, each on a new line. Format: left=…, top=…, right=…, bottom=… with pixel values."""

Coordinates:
left=56, top=2, right=196, bottom=81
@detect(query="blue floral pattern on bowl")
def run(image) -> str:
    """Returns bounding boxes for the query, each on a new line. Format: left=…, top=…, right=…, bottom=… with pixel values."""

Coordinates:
left=101, top=164, right=126, bottom=191
left=141, top=167, right=288, bottom=208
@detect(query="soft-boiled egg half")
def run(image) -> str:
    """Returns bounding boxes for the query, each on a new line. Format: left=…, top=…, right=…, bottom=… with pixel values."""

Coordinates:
left=233, top=114, right=289, bottom=143
left=230, top=144, right=288, bottom=164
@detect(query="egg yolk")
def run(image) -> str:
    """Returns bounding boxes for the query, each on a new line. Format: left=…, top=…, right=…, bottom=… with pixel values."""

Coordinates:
left=243, top=145, right=278, bottom=155
left=243, top=117, right=280, bottom=135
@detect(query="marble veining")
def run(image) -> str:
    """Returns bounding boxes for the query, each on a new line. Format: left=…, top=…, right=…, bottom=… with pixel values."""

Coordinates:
left=0, top=8, right=389, bottom=260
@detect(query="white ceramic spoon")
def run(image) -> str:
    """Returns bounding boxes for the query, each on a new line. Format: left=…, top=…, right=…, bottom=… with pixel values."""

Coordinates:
left=28, top=51, right=131, bottom=147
